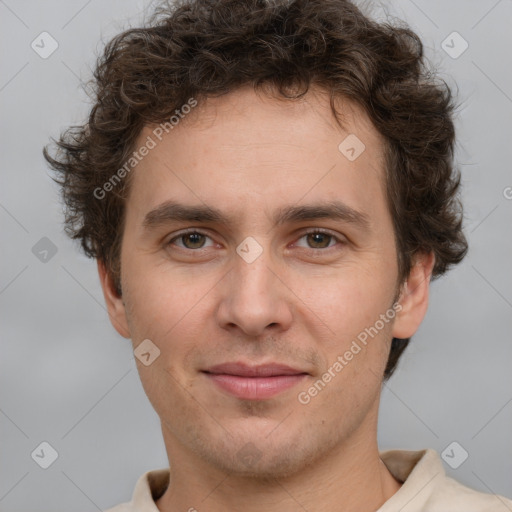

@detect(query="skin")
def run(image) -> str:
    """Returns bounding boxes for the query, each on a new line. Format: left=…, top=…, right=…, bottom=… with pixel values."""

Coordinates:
left=98, top=85, right=434, bottom=512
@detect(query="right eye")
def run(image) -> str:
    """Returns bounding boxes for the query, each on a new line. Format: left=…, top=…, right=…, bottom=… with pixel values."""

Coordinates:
left=167, top=230, right=215, bottom=250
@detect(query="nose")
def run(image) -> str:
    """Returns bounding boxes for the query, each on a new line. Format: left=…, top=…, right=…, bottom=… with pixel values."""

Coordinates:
left=215, top=244, right=293, bottom=338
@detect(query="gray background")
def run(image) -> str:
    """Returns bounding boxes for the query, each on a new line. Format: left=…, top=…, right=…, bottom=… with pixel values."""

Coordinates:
left=1, top=0, right=511, bottom=510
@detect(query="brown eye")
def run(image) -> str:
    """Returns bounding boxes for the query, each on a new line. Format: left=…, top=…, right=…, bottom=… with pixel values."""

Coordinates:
left=294, top=230, right=340, bottom=250
left=181, top=233, right=206, bottom=249
left=168, top=231, right=213, bottom=250
left=306, top=232, right=333, bottom=249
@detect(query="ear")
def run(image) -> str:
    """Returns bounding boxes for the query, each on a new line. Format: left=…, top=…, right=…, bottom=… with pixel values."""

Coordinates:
left=97, top=259, right=131, bottom=339
left=392, top=251, right=435, bottom=339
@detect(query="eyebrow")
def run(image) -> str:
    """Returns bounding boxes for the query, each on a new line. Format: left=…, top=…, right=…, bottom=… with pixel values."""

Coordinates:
left=142, top=200, right=371, bottom=231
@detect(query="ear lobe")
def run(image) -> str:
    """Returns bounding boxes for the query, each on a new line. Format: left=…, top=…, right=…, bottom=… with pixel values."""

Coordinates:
left=97, top=259, right=131, bottom=339
left=392, top=251, right=435, bottom=339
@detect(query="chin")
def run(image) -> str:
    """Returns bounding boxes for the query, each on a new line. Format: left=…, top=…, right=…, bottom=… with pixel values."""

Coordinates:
left=214, top=453, right=308, bottom=480
left=194, top=434, right=322, bottom=480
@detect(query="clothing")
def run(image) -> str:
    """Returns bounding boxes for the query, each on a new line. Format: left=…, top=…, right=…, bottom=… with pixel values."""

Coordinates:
left=104, top=448, right=512, bottom=511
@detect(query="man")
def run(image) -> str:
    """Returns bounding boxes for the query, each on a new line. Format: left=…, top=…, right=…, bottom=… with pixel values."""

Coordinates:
left=44, top=0, right=512, bottom=510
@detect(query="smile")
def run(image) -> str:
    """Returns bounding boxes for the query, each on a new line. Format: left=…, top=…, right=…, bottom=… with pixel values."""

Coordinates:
left=202, top=362, right=309, bottom=400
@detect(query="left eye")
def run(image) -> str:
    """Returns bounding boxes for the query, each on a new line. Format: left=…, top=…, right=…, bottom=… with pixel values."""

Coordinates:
left=295, top=231, right=339, bottom=249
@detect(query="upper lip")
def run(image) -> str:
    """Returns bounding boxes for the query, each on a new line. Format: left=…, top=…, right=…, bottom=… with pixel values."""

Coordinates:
left=204, top=362, right=308, bottom=377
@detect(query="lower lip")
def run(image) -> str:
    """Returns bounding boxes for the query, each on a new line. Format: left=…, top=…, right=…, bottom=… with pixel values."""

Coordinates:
left=204, top=373, right=307, bottom=400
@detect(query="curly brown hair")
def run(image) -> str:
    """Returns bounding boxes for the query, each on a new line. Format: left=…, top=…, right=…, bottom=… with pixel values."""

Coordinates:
left=43, top=0, right=468, bottom=380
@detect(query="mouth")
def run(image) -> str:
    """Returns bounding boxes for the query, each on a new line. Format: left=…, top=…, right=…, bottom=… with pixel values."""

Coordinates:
left=202, top=362, right=309, bottom=400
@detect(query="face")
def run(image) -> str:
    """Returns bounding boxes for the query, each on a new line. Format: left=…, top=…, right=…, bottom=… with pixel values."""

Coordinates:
left=100, top=86, right=432, bottom=478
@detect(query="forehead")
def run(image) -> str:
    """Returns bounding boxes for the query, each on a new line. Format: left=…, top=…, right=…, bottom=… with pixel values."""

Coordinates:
left=125, top=86, right=387, bottom=226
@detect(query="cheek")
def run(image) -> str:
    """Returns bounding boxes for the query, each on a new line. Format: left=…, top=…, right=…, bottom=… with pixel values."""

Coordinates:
left=293, top=269, right=397, bottom=396
left=122, top=266, right=220, bottom=387
left=121, top=253, right=210, bottom=334
left=291, top=264, right=395, bottom=341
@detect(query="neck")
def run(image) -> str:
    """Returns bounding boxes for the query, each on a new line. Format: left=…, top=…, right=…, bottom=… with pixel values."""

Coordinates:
left=156, top=427, right=402, bottom=512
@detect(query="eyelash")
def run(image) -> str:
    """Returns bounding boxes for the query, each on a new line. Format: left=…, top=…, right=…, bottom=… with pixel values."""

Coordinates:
left=166, top=228, right=344, bottom=253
